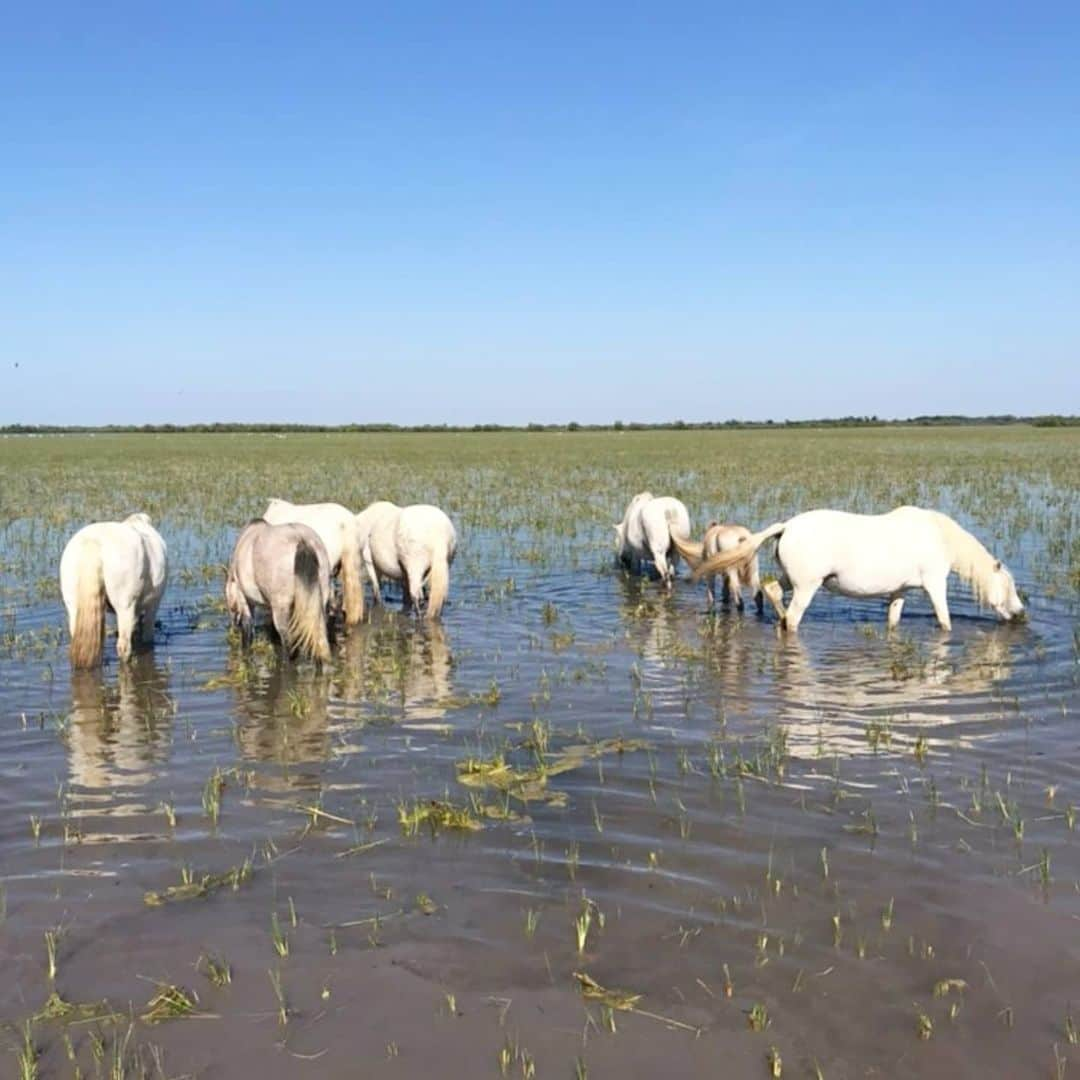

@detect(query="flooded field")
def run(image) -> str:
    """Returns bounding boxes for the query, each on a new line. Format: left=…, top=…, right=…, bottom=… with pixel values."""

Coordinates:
left=1, top=427, right=1078, bottom=1079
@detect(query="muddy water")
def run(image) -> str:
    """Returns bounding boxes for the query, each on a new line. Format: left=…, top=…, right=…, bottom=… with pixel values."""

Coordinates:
left=1, top=526, right=1078, bottom=1079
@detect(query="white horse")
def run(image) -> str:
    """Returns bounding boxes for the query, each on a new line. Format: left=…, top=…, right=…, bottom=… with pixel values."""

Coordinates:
left=354, top=500, right=401, bottom=602
left=670, top=521, right=764, bottom=611
left=357, top=502, right=457, bottom=618
left=693, top=506, right=1025, bottom=632
left=225, top=520, right=332, bottom=663
left=60, top=513, right=168, bottom=669
left=262, top=498, right=364, bottom=627
left=614, top=492, right=691, bottom=586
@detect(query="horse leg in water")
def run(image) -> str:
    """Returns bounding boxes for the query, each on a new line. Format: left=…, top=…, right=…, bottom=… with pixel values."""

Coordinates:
left=704, top=571, right=716, bottom=609
left=781, top=582, right=820, bottom=632
left=747, top=561, right=765, bottom=614
left=653, top=548, right=672, bottom=588
left=225, top=577, right=254, bottom=646
left=140, top=589, right=164, bottom=646
left=923, top=576, right=952, bottom=632
left=400, top=569, right=414, bottom=614
left=887, top=593, right=905, bottom=629
left=725, top=568, right=745, bottom=612
left=401, top=555, right=429, bottom=614
left=114, top=602, right=138, bottom=662
left=270, top=600, right=291, bottom=646
left=362, top=547, right=384, bottom=607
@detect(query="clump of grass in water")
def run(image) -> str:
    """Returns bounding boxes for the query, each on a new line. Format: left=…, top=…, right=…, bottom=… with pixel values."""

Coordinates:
left=15, top=1021, right=37, bottom=1080
left=574, top=895, right=602, bottom=955
left=140, top=983, right=201, bottom=1024
left=268, top=968, right=288, bottom=1026
left=397, top=797, right=482, bottom=836
left=197, top=952, right=232, bottom=987
left=44, top=926, right=62, bottom=982
left=33, top=990, right=120, bottom=1024
left=270, top=911, right=290, bottom=958
left=523, top=908, right=540, bottom=940
left=202, top=767, right=227, bottom=826
left=143, top=854, right=254, bottom=906
left=914, top=1004, right=934, bottom=1040
left=747, top=1003, right=770, bottom=1032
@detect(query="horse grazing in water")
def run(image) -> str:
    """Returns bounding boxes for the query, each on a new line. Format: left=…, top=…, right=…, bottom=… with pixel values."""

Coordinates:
left=692, top=506, right=1025, bottom=632
left=614, top=492, right=690, bottom=586
left=670, top=521, right=764, bottom=611
left=225, top=520, right=332, bottom=663
left=262, top=498, right=364, bottom=627
left=357, top=502, right=457, bottom=618
left=60, top=513, right=168, bottom=669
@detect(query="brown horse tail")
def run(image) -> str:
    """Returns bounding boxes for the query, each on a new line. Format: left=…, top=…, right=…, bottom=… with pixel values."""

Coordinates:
left=425, top=538, right=451, bottom=620
left=692, top=521, right=787, bottom=582
left=668, top=527, right=705, bottom=569
left=339, top=519, right=365, bottom=627
left=289, top=539, right=331, bottom=663
left=70, top=538, right=106, bottom=669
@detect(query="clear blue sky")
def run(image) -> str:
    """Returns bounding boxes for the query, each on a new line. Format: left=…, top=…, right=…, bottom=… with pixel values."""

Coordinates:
left=2, top=2, right=1077, bottom=425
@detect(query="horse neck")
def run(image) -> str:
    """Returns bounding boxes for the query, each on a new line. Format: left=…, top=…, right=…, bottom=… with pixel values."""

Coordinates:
left=937, top=514, right=996, bottom=599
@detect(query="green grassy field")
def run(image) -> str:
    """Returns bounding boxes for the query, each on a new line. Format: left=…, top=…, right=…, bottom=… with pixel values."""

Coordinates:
left=2, top=426, right=1078, bottom=600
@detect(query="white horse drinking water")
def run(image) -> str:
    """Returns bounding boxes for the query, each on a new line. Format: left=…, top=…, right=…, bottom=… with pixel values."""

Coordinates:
left=262, top=498, right=365, bottom=627
left=614, top=492, right=691, bottom=586
left=670, top=521, right=764, bottom=611
left=356, top=501, right=457, bottom=618
left=225, top=520, right=333, bottom=663
left=60, top=513, right=168, bottom=669
left=693, top=506, right=1024, bottom=632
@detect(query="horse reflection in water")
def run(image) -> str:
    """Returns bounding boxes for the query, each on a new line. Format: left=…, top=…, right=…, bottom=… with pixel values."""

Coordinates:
left=336, top=616, right=453, bottom=724
left=67, top=656, right=174, bottom=796
left=760, top=627, right=1020, bottom=761
left=228, top=662, right=333, bottom=789
left=227, top=617, right=454, bottom=789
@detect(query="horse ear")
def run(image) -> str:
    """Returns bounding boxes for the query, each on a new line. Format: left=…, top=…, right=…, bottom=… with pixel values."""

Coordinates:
left=994, top=560, right=1002, bottom=571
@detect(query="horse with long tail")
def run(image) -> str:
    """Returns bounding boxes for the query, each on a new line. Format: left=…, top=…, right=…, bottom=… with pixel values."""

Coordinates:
left=225, top=520, right=332, bottom=663
left=60, top=513, right=168, bottom=669
left=359, top=502, right=457, bottom=619
left=614, top=492, right=690, bottom=587
left=669, top=521, right=764, bottom=611
left=692, top=506, right=1025, bottom=632
left=262, top=498, right=364, bottom=627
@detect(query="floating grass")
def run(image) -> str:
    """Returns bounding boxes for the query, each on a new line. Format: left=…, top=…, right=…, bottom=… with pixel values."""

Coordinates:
left=143, top=856, right=254, bottom=906
left=397, top=797, right=483, bottom=836
left=140, top=984, right=203, bottom=1024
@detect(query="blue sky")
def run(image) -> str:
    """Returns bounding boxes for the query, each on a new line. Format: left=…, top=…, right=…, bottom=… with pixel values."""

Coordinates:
left=2, top=2, right=1077, bottom=425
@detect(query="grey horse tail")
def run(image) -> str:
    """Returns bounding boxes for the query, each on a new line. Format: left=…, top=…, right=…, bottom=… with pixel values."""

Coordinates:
left=295, top=539, right=320, bottom=585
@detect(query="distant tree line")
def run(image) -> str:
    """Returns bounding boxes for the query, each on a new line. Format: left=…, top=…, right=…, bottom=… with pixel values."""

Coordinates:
left=1, top=415, right=1077, bottom=435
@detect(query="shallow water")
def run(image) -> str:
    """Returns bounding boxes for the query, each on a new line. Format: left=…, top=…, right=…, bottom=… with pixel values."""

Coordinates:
left=2, top=436, right=1080, bottom=1078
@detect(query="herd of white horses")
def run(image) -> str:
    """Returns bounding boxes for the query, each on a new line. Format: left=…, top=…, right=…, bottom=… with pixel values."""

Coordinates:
left=59, top=491, right=1025, bottom=669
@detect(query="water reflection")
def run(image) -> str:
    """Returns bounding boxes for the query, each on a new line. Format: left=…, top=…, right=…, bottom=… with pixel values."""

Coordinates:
left=336, top=617, right=454, bottom=724
left=226, top=618, right=455, bottom=781
left=764, top=627, right=1020, bottom=759
left=67, top=657, right=174, bottom=792
left=229, top=663, right=333, bottom=768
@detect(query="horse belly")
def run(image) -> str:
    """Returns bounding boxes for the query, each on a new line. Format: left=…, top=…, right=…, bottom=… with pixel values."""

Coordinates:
left=824, top=570, right=903, bottom=598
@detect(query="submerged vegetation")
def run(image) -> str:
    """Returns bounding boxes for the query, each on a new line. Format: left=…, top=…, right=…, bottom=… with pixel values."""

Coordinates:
left=0, top=427, right=1078, bottom=1076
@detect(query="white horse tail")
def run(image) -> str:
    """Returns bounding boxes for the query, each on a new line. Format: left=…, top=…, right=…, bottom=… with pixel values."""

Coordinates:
left=692, top=521, right=787, bottom=582
left=289, top=540, right=331, bottom=663
left=668, top=527, right=705, bottom=569
left=70, top=538, right=106, bottom=669
left=426, top=538, right=451, bottom=620
left=339, top=520, right=365, bottom=627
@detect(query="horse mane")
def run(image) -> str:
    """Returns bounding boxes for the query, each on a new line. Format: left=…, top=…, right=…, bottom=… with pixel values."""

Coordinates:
left=930, top=511, right=998, bottom=607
